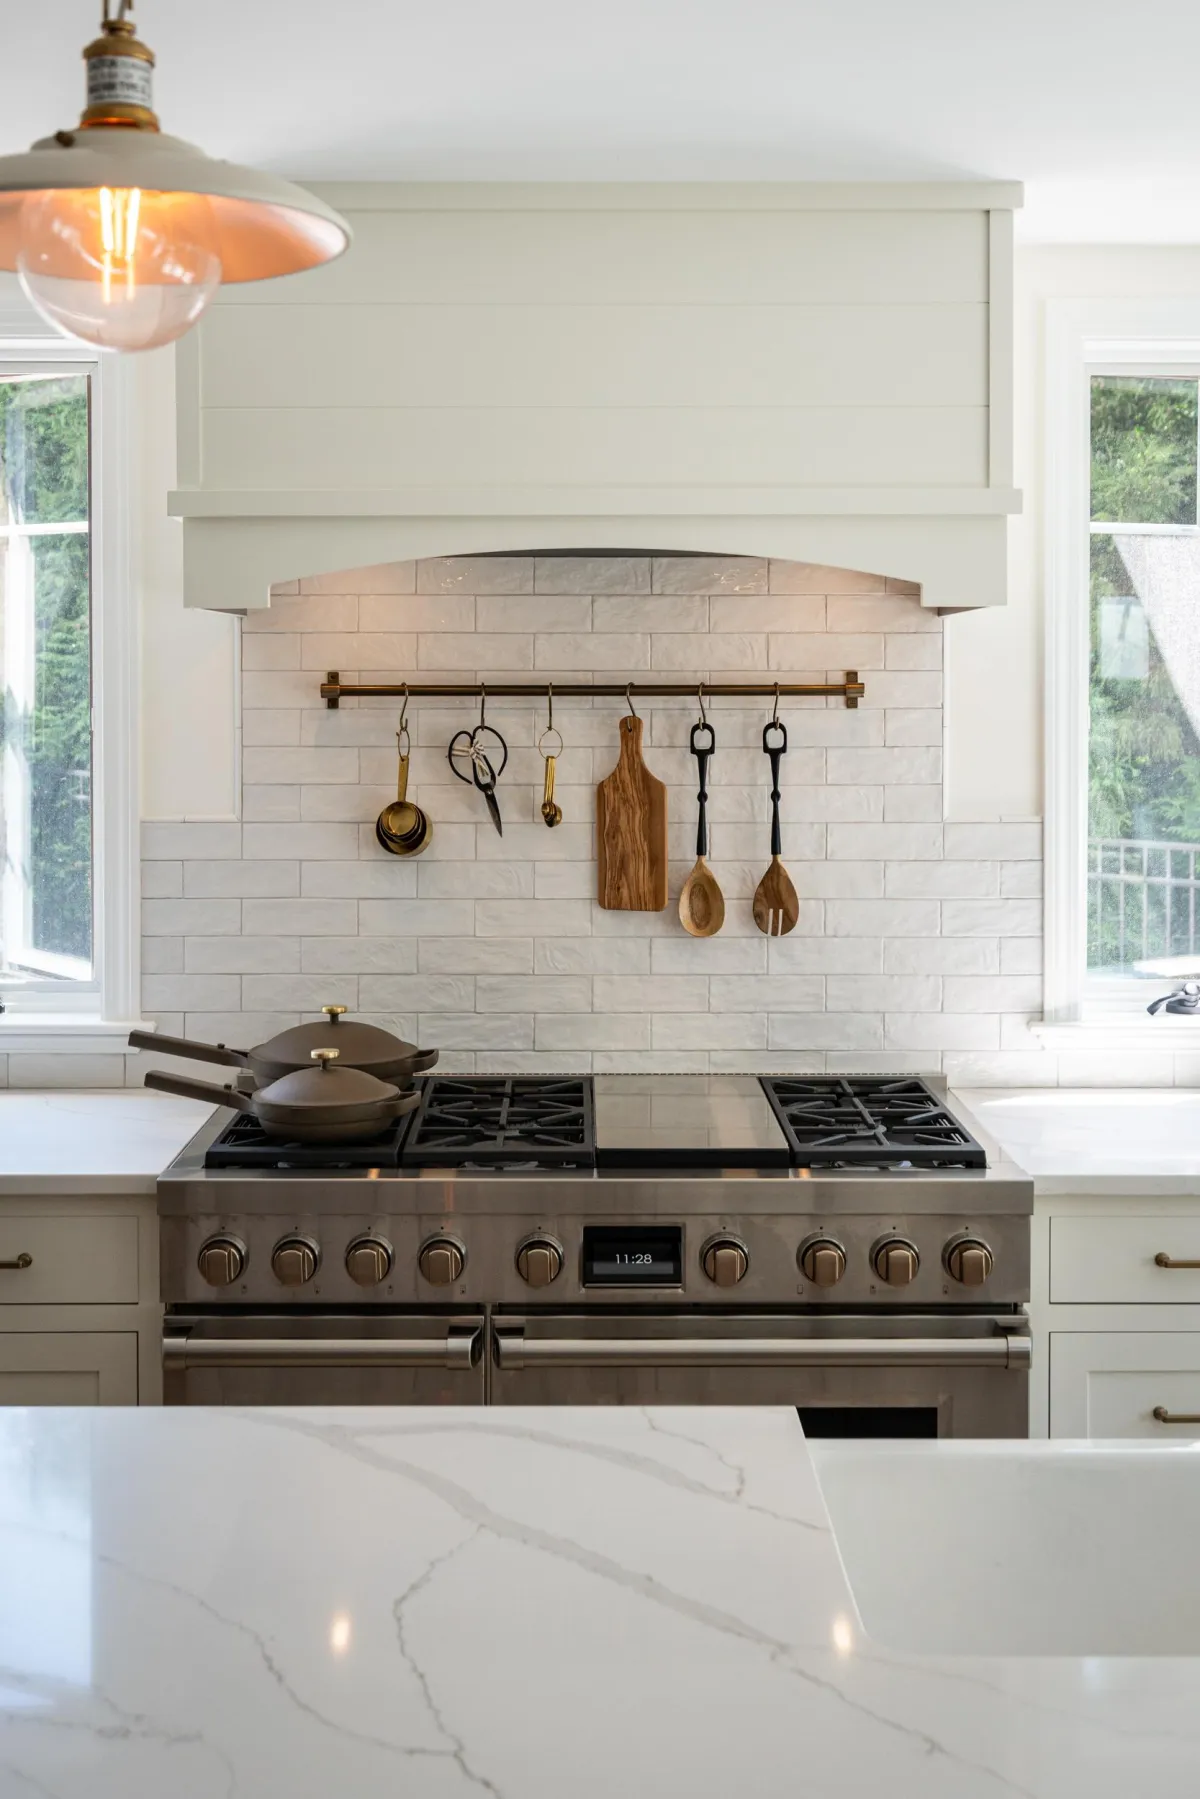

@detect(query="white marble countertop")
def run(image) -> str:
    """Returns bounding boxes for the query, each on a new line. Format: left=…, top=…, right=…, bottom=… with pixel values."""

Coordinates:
left=0, top=1405, right=1197, bottom=1799
left=0, top=1092, right=211, bottom=1194
left=951, top=1087, right=1200, bottom=1196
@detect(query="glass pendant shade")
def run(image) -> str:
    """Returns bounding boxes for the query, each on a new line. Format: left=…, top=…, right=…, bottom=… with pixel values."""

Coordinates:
left=0, top=6, right=349, bottom=352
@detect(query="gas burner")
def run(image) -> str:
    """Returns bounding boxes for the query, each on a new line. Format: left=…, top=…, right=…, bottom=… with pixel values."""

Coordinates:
left=203, top=1110, right=413, bottom=1170
left=760, top=1076, right=987, bottom=1169
left=401, top=1077, right=595, bottom=1170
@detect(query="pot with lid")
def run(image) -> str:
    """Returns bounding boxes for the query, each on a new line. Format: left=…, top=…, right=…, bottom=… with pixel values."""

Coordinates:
left=144, top=1048, right=422, bottom=1143
left=129, top=1005, right=438, bottom=1086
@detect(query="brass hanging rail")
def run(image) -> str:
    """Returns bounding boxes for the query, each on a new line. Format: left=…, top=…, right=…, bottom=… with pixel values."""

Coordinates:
left=321, top=671, right=864, bottom=710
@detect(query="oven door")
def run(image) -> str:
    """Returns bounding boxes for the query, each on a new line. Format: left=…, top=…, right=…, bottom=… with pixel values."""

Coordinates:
left=163, top=1311, right=486, bottom=1405
left=491, top=1312, right=1031, bottom=1437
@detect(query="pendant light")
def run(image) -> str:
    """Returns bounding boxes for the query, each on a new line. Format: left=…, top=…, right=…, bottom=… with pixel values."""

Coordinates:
left=0, top=1, right=350, bottom=352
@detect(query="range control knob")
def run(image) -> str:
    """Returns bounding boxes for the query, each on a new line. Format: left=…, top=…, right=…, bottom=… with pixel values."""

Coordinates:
left=701, top=1237, right=749, bottom=1287
left=798, top=1236, right=847, bottom=1288
left=419, top=1236, right=465, bottom=1286
left=197, top=1234, right=245, bottom=1287
left=345, top=1234, right=393, bottom=1286
left=872, top=1237, right=920, bottom=1287
left=944, top=1236, right=994, bottom=1286
left=516, top=1236, right=563, bottom=1288
left=271, top=1234, right=320, bottom=1287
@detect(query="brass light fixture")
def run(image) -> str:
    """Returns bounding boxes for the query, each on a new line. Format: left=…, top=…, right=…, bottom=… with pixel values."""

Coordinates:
left=0, top=1, right=350, bottom=352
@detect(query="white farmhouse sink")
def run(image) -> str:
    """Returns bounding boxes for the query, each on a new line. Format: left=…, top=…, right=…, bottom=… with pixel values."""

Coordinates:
left=810, top=1439, right=1200, bottom=1656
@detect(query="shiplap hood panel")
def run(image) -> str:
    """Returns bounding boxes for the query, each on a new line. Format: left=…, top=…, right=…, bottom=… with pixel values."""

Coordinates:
left=170, top=183, right=1022, bottom=612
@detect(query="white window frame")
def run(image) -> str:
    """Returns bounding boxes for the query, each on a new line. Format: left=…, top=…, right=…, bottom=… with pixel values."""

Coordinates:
left=1042, top=298, right=1200, bottom=1045
left=0, top=290, right=139, bottom=1047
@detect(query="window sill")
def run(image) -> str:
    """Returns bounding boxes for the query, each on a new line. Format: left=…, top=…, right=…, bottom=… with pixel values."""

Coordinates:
left=0, top=1017, right=144, bottom=1055
left=1032, top=1017, right=1200, bottom=1051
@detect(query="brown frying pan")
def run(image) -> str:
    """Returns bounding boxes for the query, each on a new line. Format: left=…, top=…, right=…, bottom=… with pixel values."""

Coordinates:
left=129, top=1003, right=437, bottom=1086
left=144, top=1049, right=421, bottom=1143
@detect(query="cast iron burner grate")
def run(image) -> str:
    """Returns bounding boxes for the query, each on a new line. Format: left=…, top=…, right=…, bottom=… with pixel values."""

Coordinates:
left=401, top=1076, right=595, bottom=1170
left=203, top=1110, right=414, bottom=1170
left=759, top=1076, right=987, bottom=1169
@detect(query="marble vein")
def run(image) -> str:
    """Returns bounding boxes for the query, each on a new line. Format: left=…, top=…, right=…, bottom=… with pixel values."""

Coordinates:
left=252, top=1412, right=1041, bottom=1799
left=391, top=1528, right=506, bottom=1798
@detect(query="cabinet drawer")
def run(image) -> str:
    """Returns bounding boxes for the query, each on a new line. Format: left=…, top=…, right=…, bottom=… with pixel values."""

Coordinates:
left=0, top=1332, right=138, bottom=1404
left=1050, top=1215, right=1200, bottom=1303
left=1051, top=1331, right=1200, bottom=1437
left=0, top=1216, right=139, bottom=1304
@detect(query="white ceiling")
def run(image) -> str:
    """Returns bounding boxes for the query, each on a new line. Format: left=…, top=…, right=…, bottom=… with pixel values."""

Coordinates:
left=12, top=0, right=1200, bottom=241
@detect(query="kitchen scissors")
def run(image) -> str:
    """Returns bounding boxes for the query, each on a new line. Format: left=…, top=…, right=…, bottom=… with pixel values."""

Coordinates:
left=448, top=686, right=509, bottom=836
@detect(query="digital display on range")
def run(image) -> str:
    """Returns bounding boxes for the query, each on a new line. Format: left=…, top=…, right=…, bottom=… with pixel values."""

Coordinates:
left=582, top=1226, right=682, bottom=1286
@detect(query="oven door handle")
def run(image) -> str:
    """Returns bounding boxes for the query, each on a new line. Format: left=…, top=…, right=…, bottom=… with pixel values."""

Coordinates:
left=494, top=1331, right=1032, bottom=1371
left=163, top=1331, right=480, bottom=1371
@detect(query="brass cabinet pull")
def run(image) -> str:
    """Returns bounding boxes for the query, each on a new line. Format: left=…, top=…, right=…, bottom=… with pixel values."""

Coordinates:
left=0, top=1253, right=32, bottom=1271
left=1153, top=1406, right=1200, bottom=1424
left=1155, top=1253, right=1200, bottom=1269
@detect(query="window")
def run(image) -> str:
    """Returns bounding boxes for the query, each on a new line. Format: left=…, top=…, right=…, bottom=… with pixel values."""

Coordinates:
left=1044, top=300, right=1200, bottom=1031
left=0, top=368, right=94, bottom=989
left=1088, top=374, right=1200, bottom=986
left=0, top=311, right=137, bottom=1036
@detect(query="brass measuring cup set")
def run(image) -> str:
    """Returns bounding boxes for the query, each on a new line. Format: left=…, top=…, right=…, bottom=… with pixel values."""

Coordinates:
left=376, top=685, right=566, bottom=855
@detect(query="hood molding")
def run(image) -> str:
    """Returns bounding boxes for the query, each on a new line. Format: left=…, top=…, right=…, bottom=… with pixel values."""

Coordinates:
left=171, top=181, right=1022, bottom=613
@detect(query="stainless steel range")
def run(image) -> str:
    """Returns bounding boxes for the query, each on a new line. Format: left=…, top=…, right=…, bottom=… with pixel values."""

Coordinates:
left=157, top=1074, right=1033, bottom=1436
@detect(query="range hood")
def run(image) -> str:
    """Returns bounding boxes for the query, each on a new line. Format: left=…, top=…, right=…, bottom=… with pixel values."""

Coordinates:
left=170, top=182, right=1022, bottom=612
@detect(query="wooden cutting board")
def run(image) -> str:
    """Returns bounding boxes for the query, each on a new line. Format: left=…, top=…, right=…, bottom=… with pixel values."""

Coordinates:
left=596, top=714, right=668, bottom=911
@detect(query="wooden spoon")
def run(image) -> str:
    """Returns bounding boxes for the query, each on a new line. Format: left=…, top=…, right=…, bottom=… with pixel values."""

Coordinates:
left=679, top=721, right=726, bottom=937
left=753, top=720, right=799, bottom=936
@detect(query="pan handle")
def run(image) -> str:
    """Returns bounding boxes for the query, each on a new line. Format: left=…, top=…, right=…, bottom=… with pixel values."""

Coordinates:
left=409, top=1048, right=439, bottom=1074
left=128, top=1029, right=245, bottom=1069
left=143, top=1070, right=253, bottom=1112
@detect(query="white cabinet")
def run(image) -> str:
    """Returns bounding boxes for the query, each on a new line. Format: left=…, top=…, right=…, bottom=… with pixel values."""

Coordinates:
left=0, top=1332, right=138, bottom=1404
left=1050, top=1332, right=1200, bottom=1438
left=1050, top=1215, right=1200, bottom=1304
left=0, top=1215, right=140, bottom=1304
left=0, top=1193, right=161, bottom=1405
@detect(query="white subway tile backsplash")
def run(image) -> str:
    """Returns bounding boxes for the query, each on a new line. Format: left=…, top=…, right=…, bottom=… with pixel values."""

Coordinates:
left=422, top=939, right=534, bottom=974
left=942, top=898, right=1042, bottom=938
left=123, top=556, right=1049, bottom=1085
left=243, top=823, right=360, bottom=860
left=184, top=861, right=301, bottom=898
left=242, top=898, right=358, bottom=936
left=185, top=937, right=301, bottom=974
left=943, top=822, right=1042, bottom=860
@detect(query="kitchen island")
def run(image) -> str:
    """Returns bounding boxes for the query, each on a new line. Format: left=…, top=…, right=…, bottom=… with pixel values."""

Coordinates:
left=1, top=1405, right=1196, bottom=1797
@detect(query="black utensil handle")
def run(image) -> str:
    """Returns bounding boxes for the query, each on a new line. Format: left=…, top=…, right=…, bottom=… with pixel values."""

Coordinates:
left=690, top=721, right=715, bottom=858
left=763, top=720, right=787, bottom=859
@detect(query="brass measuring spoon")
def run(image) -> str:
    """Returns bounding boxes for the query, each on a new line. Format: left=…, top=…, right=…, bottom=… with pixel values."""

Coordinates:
left=539, top=684, right=564, bottom=827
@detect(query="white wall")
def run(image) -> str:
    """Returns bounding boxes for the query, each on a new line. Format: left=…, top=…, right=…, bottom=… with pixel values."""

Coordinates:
left=132, top=348, right=237, bottom=821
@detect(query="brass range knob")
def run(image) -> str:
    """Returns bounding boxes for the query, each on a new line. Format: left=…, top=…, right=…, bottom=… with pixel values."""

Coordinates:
left=701, top=1237, right=749, bottom=1287
left=271, top=1234, right=320, bottom=1287
left=872, top=1237, right=920, bottom=1287
left=345, top=1234, right=393, bottom=1286
left=197, top=1234, right=245, bottom=1287
left=418, top=1236, right=465, bottom=1286
left=944, top=1236, right=994, bottom=1286
left=516, top=1236, right=563, bottom=1288
left=798, top=1236, right=847, bottom=1288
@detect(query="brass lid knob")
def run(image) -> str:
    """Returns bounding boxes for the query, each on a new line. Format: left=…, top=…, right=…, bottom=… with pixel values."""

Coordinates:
left=197, top=1234, right=245, bottom=1287
left=322, top=1005, right=348, bottom=1020
left=345, top=1235, right=393, bottom=1287
left=419, top=1237, right=465, bottom=1286
left=798, top=1237, right=846, bottom=1288
left=516, top=1238, right=563, bottom=1288
left=311, top=1047, right=340, bottom=1064
left=944, top=1237, right=993, bottom=1286
left=873, top=1238, right=919, bottom=1287
left=701, top=1237, right=749, bottom=1287
left=271, top=1235, right=319, bottom=1286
